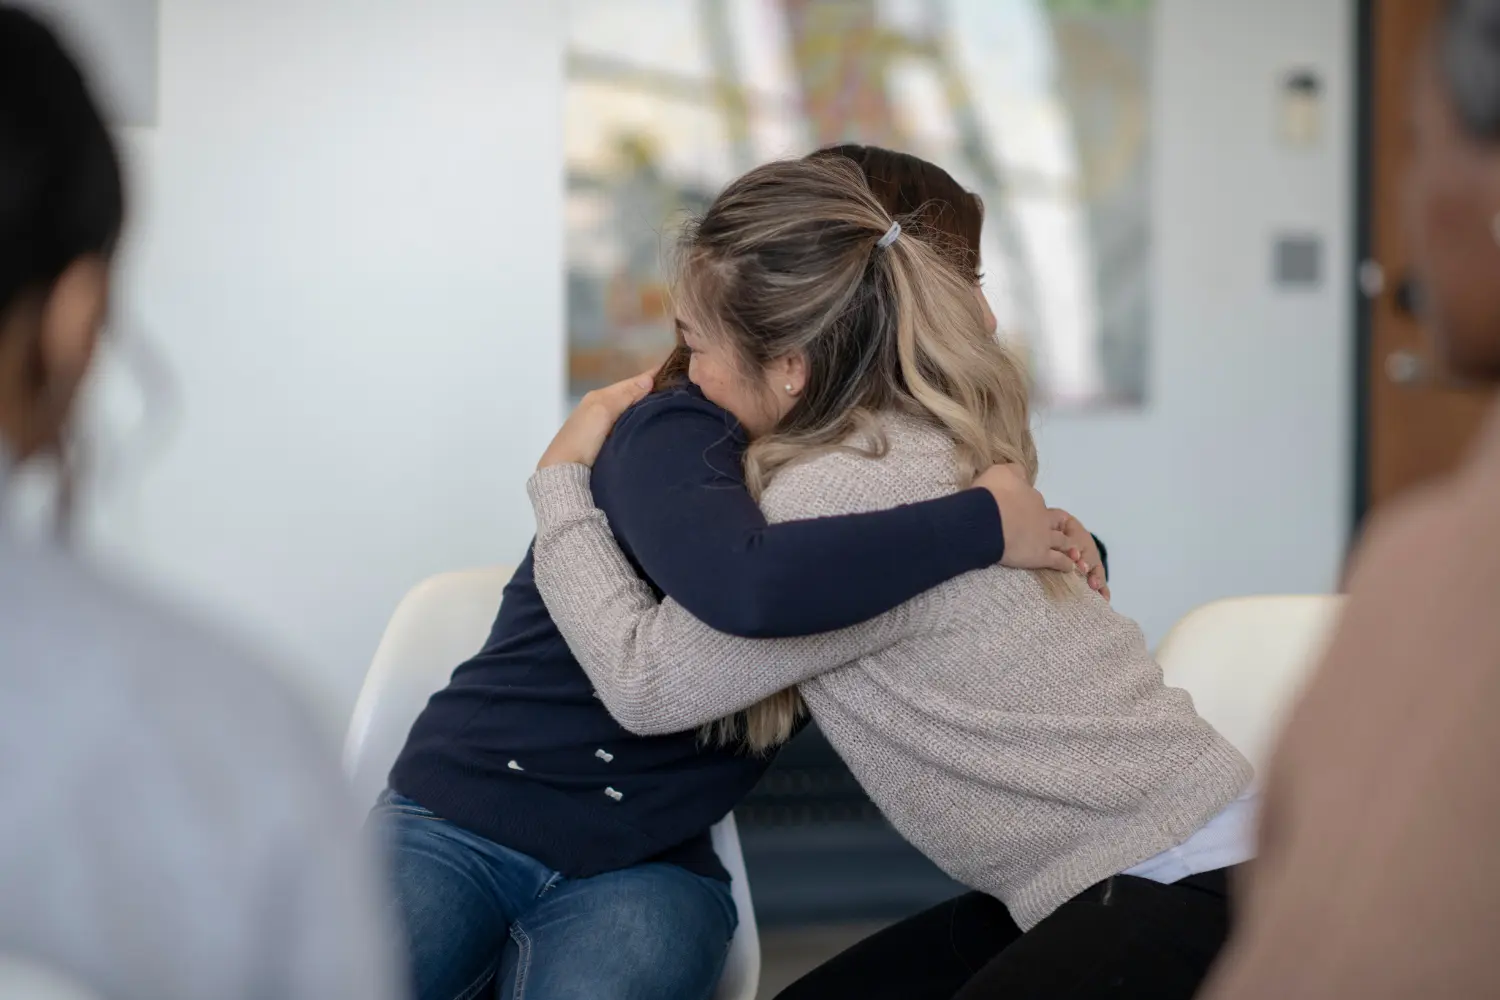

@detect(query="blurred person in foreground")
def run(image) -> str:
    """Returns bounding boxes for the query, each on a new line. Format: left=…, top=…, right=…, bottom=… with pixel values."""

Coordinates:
left=0, top=7, right=400, bottom=998
left=1199, top=1, right=1500, bottom=996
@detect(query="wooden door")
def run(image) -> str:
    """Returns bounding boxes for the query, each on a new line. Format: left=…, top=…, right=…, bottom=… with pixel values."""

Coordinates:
left=1363, top=0, right=1497, bottom=513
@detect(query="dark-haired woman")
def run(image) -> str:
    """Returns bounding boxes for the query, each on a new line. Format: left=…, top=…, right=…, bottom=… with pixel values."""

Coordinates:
left=0, top=7, right=397, bottom=998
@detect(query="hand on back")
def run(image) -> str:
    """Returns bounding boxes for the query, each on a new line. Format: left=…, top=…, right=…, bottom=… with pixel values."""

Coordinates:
left=538, top=366, right=659, bottom=470
left=972, top=465, right=1100, bottom=594
left=1056, top=510, right=1110, bottom=600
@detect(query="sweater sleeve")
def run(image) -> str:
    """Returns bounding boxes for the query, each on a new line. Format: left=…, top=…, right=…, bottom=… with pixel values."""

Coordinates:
left=528, top=464, right=922, bottom=736
left=591, top=391, right=1002, bottom=639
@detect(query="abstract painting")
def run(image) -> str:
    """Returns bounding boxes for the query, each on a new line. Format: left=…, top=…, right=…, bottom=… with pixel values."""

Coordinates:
left=567, top=0, right=1152, bottom=408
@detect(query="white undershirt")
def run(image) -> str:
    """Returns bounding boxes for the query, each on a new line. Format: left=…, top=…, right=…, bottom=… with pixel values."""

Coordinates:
left=1123, top=787, right=1259, bottom=883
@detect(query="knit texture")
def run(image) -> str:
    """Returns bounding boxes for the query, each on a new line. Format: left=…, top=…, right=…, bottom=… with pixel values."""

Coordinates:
left=528, top=412, right=1253, bottom=929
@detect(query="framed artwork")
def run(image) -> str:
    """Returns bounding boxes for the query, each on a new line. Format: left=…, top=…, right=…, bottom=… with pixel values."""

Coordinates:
left=566, top=0, right=1153, bottom=409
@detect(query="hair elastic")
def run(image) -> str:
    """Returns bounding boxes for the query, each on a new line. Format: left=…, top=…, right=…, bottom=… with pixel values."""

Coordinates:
left=876, top=220, right=901, bottom=249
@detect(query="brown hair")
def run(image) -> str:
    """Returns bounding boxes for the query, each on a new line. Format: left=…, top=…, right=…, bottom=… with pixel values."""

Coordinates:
left=677, top=156, right=1071, bottom=752
left=810, top=144, right=985, bottom=281
left=654, top=145, right=987, bottom=394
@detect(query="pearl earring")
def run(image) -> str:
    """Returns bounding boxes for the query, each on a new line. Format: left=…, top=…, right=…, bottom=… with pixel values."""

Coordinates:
left=785, top=383, right=795, bottom=394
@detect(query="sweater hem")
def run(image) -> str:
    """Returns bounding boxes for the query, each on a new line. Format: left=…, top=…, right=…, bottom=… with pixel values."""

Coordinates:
left=1002, top=736, right=1254, bottom=930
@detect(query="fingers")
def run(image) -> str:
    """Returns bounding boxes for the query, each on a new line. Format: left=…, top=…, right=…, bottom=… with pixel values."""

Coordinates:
left=1049, top=529, right=1071, bottom=553
left=538, top=372, right=656, bottom=470
left=613, top=374, right=652, bottom=404
left=1050, top=511, right=1098, bottom=564
left=592, top=374, right=654, bottom=420
left=1045, top=550, right=1080, bottom=573
left=635, top=359, right=664, bottom=389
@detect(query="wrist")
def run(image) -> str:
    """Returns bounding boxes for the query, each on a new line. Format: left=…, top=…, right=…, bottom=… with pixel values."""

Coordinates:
left=960, top=486, right=1007, bottom=565
left=538, top=446, right=584, bottom=470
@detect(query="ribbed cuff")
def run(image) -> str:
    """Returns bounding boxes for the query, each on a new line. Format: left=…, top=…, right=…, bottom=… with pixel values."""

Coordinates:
left=526, top=464, right=595, bottom=531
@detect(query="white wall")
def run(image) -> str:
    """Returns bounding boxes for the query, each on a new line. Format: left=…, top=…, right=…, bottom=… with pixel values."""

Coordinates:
left=81, top=0, right=1350, bottom=728
left=89, top=1, right=564, bottom=725
left=1035, top=0, right=1353, bottom=644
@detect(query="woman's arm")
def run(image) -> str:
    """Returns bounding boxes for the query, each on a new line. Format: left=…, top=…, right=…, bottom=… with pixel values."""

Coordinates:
left=528, top=463, right=923, bottom=735
left=590, top=388, right=1007, bottom=638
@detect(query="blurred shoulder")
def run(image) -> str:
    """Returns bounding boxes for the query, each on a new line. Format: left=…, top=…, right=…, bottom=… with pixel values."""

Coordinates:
left=1354, top=401, right=1500, bottom=569
left=0, top=538, right=394, bottom=997
left=1338, top=451, right=1500, bottom=654
left=0, top=537, right=349, bottom=810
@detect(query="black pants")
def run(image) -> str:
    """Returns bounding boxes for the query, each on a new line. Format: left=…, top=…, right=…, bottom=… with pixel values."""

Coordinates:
left=775, top=869, right=1235, bottom=1000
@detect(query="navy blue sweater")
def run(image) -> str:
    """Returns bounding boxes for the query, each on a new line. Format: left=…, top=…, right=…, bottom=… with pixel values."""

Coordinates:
left=390, top=385, right=1013, bottom=880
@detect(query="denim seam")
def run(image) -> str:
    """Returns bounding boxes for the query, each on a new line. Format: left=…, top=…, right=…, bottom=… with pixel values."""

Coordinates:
left=537, top=871, right=563, bottom=898
left=509, top=922, right=534, bottom=1000
left=389, top=809, right=442, bottom=821
left=451, top=956, right=499, bottom=1000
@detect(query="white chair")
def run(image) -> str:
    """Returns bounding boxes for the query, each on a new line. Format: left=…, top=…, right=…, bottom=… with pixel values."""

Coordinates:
left=344, top=567, right=760, bottom=1000
left=1155, top=594, right=1346, bottom=770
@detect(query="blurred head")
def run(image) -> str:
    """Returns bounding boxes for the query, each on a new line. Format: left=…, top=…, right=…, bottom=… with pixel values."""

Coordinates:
left=0, top=6, right=123, bottom=466
left=1405, top=0, right=1500, bottom=380
left=810, top=143, right=997, bottom=335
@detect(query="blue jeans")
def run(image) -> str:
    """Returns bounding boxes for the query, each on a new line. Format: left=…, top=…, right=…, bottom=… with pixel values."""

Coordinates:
left=374, top=790, right=737, bottom=1000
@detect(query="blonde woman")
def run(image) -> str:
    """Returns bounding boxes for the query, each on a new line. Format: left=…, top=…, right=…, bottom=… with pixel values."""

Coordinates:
left=529, top=156, right=1257, bottom=999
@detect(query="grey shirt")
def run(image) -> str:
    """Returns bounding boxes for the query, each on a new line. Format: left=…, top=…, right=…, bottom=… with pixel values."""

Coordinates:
left=0, top=462, right=401, bottom=999
left=529, top=411, right=1253, bottom=930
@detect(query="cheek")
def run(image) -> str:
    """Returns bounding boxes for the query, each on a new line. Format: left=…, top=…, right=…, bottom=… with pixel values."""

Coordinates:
left=690, top=354, right=784, bottom=435
left=690, top=354, right=751, bottom=419
left=688, top=353, right=728, bottom=398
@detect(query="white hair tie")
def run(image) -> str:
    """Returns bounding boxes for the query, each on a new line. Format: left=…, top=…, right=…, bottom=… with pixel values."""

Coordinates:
left=876, top=220, right=901, bottom=249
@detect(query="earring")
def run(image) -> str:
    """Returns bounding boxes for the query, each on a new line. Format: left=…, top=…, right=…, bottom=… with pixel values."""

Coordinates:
left=785, top=383, right=795, bottom=395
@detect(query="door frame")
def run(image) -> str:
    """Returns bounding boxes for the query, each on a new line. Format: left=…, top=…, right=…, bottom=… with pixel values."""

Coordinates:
left=1352, top=0, right=1375, bottom=529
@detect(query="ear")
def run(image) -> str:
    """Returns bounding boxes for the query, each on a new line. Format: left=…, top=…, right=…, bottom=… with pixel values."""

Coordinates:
left=39, top=255, right=109, bottom=391
left=770, top=351, right=808, bottom=397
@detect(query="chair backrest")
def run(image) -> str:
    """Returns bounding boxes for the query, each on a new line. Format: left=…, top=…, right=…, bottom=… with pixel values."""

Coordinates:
left=708, top=813, right=758, bottom=1000
left=343, top=567, right=759, bottom=1000
left=344, top=567, right=511, bottom=808
left=1155, top=594, right=1346, bottom=771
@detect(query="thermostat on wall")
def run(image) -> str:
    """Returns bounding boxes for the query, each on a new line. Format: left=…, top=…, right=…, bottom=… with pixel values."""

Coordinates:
left=1280, top=69, right=1322, bottom=148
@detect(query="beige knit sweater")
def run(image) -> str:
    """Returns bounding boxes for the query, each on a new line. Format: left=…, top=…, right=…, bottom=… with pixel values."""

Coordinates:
left=528, top=412, right=1253, bottom=929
